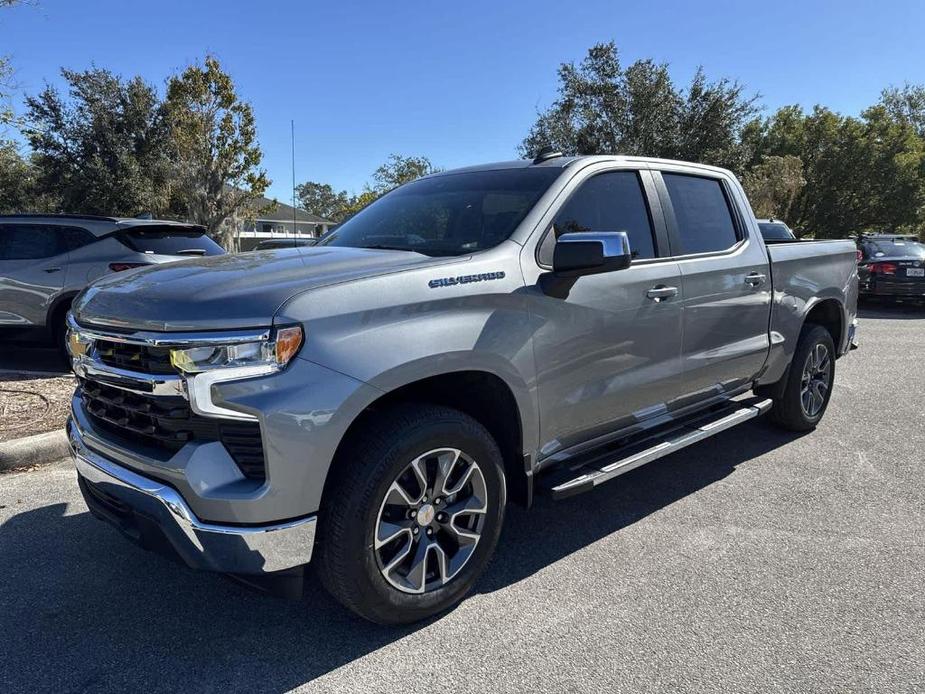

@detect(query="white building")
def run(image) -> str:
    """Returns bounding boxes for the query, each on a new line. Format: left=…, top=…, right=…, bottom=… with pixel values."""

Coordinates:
left=236, top=196, right=335, bottom=251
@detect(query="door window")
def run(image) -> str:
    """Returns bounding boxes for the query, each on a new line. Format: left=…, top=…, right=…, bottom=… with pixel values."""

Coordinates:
left=540, top=171, right=656, bottom=265
left=0, top=224, right=76, bottom=260
left=662, top=174, right=739, bottom=254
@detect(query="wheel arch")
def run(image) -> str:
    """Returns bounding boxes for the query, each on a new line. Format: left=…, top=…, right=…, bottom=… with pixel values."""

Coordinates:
left=326, top=369, right=532, bottom=509
left=758, top=296, right=845, bottom=400
left=803, top=297, right=844, bottom=348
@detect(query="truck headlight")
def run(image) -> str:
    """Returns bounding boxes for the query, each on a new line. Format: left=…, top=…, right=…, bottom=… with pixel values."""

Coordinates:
left=170, top=325, right=303, bottom=374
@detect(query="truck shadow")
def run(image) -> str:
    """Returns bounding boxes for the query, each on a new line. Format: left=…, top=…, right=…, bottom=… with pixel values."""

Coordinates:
left=0, top=420, right=802, bottom=692
left=481, top=420, right=805, bottom=594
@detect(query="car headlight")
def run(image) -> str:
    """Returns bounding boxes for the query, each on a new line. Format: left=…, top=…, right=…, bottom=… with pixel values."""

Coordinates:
left=169, top=325, right=304, bottom=374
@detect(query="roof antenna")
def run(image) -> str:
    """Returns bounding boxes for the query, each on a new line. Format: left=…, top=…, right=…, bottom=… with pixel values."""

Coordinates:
left=533, top=145, right=563, bottom=164
left=291, top=119, right=298, bottom=248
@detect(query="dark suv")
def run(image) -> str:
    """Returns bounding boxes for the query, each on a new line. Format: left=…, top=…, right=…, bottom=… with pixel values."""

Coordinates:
left=0, top=215, right=223, bottom=354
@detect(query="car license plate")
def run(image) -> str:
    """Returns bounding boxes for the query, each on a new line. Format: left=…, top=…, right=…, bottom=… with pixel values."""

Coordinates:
left=908, top=268, right=925, bottom=277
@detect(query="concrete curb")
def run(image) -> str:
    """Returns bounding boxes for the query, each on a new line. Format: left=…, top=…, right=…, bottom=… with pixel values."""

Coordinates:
left=0, top=430, right=70, bottom=471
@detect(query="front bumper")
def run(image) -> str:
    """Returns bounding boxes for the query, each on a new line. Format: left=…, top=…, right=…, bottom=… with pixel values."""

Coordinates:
left=69, top=418, right=316, bottom=574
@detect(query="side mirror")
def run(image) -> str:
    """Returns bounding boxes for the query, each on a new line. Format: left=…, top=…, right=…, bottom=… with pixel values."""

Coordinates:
left=553, top=232, right=632, bottom=277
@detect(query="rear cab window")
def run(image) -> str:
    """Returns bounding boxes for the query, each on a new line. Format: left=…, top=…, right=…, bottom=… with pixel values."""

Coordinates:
left=539, top=170, right=657, bottom=266
left=662, top=173, right=740, bottom=255
left=117, top=225, right=224, bottom=256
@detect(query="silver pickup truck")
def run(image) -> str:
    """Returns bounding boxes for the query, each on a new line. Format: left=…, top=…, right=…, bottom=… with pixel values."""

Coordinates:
left=66, top=154, right=859, bottom=624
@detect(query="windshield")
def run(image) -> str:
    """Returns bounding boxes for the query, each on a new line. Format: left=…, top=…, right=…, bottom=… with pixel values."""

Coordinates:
left=758, top=222, right=794, bottom=240
left=318, top=168, right=562, bottom=256
left=862, top=240, right=925, bottom=259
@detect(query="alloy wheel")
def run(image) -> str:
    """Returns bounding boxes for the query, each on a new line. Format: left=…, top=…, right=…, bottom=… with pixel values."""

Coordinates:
left=374, top=448, right=489, bottom=594
left=800, top=343, right=831, bottom=417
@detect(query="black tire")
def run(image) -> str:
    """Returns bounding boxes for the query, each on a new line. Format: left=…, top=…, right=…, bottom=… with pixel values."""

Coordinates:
left=769, top=324, right=836, bottom=432
left=315, top=404, right=506, bottom=625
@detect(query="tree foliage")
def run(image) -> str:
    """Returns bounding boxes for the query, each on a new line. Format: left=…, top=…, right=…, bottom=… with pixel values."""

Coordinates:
left=745, top=103, right=925, bottom=238
left=742, top=155, right=806, bottom=223
left=24, top=68, right=172, bottom=215
left=371, top=154, right=439, bottom=192
left=164, top=56, right=270, bottom=249
left=520, top=42, right=760, bottom=171
left=0, top=140, right=36, bottom=212
left=297, top=154, right=439, bottom=223
left=295, top=181, right=352, bottom=222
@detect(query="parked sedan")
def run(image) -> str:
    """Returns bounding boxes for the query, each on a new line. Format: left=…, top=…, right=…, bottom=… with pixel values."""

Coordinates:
left=857, top=235, right=925, bottom=301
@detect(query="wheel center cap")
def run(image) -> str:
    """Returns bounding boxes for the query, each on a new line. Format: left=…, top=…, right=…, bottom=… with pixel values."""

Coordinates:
left=417, top=503, right=435, bottom=526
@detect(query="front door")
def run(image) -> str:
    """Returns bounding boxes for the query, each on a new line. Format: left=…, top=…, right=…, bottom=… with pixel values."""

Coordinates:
left=525, top=169, right=684, bottom=460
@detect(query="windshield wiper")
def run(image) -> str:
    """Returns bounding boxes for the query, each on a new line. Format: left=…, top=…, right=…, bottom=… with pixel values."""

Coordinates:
left=175, top=248, right=208, bottom=256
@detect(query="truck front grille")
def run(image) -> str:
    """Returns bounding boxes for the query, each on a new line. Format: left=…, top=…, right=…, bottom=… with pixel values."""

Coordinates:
left=95, top=339, right=176, bottom=375
left=79, top=378, right=266, bottom=480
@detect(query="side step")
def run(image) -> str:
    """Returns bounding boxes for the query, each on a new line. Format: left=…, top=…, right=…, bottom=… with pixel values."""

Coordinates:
left=539, top=397, right=773, bottom=500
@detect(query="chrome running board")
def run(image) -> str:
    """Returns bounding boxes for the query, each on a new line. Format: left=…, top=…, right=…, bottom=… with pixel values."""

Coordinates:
left=539, top=397, right=773, bottom=500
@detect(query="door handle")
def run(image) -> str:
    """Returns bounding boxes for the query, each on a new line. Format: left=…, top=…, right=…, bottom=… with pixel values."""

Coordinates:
left=646, top=285, right=678, bottom=302
left=745, top=272, right=766, bottom=287
left=44, top=267, right=62, bottom=273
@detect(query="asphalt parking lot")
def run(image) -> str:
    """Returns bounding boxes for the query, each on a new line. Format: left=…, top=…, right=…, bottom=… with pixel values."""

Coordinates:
left=1, top=304, right=923, bottom=693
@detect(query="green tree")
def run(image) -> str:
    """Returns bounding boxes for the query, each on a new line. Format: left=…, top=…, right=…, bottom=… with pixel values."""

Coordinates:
left=520, top=41, right=759, bottom=170
left=164, top=56, right=270, bottom=250
left=371, top=153, right=439, bottom=193
left=24, top=67, right=172, bottom=215
left=881, top=83, right=925, bottom=137
left=0, top=140, right=36, bottom=212
left=753, top=104, right=925, bottom=238
left=742, top=155, right=806, bottom=224
left=296, top=153, right=439, bottom=223
left=295, top=181, right=352, bottom=222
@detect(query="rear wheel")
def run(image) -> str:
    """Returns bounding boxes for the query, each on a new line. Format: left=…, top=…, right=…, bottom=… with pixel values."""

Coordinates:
left=769, top=324, right=836, bottom=431
left=316, top=404, right=506, bottom=624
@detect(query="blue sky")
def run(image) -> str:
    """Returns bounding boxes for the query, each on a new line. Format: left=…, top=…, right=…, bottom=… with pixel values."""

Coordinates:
left=3, top=0, right=924, bottom=203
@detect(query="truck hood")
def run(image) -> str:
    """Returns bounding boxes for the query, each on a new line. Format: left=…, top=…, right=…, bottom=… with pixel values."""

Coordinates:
left=73, top=246, right=440, bottom=331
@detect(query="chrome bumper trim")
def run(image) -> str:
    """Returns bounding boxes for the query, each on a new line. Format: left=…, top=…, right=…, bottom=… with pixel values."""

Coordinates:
left=73, top=357, right=187, bottom=397
left=69, top=418, right=315, bottom=574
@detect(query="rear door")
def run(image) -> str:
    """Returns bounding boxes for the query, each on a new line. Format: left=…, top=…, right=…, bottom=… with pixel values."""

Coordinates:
left=525, top=166, right=684, bottom=459
left=0, top=224, right=71, bottom=328
left=653, top=169, right=772, bottom=406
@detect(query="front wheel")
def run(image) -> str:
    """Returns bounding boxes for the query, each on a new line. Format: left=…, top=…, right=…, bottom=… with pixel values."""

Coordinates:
left=316, top=404, right=506, bottom=624
left=769, top=324, right=836, bottom=431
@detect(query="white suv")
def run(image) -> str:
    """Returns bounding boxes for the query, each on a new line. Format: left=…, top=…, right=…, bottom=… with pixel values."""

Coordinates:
left=0, top=215, right=223, bottom=355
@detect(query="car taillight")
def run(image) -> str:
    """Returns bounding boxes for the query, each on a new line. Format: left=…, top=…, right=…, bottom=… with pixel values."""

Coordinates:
left=108, top=262, right=148, bottom=272
left=869, top=262, right=897, bottom=275
left=856, top=249, right=863, bottom=263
